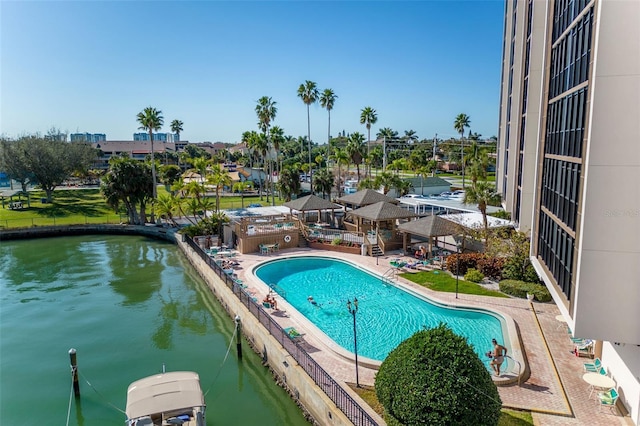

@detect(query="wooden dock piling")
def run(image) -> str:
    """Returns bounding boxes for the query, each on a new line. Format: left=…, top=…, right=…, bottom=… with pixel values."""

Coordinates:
left=69, top=348, right=80, bottom=397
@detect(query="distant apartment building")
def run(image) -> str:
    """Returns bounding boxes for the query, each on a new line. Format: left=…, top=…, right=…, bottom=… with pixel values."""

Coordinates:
left=44, top=132, right=67, bottom=142
left=133, top=132, right=180, bottom=142
left=496, top=0, right=639, bottom=422
left=92, top=140, right=185, bottom=170
left=70, top=133, right=106, bottom=143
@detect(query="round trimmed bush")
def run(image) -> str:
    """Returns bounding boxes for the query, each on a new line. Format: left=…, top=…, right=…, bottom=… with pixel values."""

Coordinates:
left=375, top=324, right=502, bottom=426
left=464, top=268, right=485, bottom=283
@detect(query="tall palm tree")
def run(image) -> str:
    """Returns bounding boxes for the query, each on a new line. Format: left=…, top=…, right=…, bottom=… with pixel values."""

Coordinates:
left=332, top=148, right=350, bottom=196
left=256, top=96, right=278, bottom=204
left=247, top=131, right=268, bottom=201
left=297, top=80, right=319, bottom=192
left=270, top=125, right=285, bottom=191
left=453, top=113, right=471, bottom=188
left=170, top=119, right=183, bottom=142
left=360, top=107, right=377, bottom=177
left=137, top=106, right=164, bottom=222
left=320, top=88, right=337, bottom=169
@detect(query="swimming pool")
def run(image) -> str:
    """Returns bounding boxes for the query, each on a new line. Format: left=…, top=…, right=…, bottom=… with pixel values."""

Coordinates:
left=254, top=256, right=506, bottom=362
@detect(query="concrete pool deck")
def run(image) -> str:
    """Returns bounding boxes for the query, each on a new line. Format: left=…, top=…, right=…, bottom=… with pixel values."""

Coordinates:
left=232, top=247, right=632, bottom=425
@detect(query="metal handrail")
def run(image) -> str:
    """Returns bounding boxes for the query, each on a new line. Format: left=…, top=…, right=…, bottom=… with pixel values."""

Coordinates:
left=185, top=236, right=379, bottom=426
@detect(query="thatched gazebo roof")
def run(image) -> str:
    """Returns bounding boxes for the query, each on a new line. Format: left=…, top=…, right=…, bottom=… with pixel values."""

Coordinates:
left=283, top=194, right=341, bottom=212
left=336, top=189, right=398, bottom=207
left=397, top=215, right=463, bottom=238
left=348, top=201, right=416, bottom=222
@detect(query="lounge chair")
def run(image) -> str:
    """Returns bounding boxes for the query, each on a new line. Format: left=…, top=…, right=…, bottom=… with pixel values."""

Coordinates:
left=576, top=340, right=594, bottom=358
left=283, top=327, right=303, bottom=340
left=597, top=388, right=619, bottom=414
left=583, top=358, right=602, bottom=373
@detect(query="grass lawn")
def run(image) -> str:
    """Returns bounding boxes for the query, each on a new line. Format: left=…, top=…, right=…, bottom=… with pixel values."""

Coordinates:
left=353, top=385, right=533, bottom=425
left=0, top=187, right=285, bottom=228
left=400, top=270, right=509, bottom=298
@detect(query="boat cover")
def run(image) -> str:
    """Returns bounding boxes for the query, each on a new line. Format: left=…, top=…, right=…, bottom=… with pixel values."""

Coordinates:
left=126, top=371, right=205, bottom=420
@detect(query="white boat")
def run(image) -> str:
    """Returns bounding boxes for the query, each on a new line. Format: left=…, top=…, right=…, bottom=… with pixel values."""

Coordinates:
left=125, top=371, right=206, bottom=426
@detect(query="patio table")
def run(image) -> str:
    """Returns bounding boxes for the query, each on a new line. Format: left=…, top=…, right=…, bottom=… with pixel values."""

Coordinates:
left=583, top=372, right=616, bottom=398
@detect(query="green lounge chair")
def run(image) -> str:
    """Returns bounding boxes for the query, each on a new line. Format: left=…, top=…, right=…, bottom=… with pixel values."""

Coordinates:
left=583, top=358, right=602, bottom=373
left=284, top=327, right=303, bottom=340
left=597, top=388, right=619, bottom=414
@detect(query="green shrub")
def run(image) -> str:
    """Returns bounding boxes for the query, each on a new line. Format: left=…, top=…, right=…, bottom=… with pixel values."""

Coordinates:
left=465, top=268, right=485, bottom=283
left=499, top=280, right=552, bottom=302
left=502, top=258, right=541, bottom=284
left=331, top=237, right=342, bottom=246
left=376, top=324, right=501, bottom=426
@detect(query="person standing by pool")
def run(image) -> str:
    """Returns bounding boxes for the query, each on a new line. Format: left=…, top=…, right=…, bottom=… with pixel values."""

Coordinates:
left=489, top=338, right=507, bottom=376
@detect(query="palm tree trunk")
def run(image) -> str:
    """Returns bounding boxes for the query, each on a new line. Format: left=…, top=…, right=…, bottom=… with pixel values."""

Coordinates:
left=367, top=128, right=371, bottom=178
left=307, top=105, right=313, bottom=193
left=327, top=110, right=331, bottom=170
left=150, top=132, right=157, bottom=223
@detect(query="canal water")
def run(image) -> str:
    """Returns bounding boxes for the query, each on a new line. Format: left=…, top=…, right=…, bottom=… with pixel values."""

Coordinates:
left=0, top=235, right=309, bottom=426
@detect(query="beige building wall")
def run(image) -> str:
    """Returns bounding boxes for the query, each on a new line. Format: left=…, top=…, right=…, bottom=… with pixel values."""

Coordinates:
left=572, top=1, right=640, bottom=422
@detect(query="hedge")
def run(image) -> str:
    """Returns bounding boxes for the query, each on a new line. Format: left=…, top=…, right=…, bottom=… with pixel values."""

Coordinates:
left=498, top=280, right=552, bottom=302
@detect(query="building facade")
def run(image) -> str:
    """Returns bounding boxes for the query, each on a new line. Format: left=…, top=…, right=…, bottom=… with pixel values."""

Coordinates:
left=496, top=0, right=640, bottom=422
left=133, top=132, right=179, bottom=142
left=70, top=133, right=107, bottom=143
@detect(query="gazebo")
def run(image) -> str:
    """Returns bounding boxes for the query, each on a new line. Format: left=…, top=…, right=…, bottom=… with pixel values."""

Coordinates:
left=397, top=215, right=464, bottom=256
left=346, top=201, right=417, bottom=252
left=283, top=194, right=342, bottom=224
left=336, top=189, right=398, bottom=209
left=0, top=189, right=31, bottom=209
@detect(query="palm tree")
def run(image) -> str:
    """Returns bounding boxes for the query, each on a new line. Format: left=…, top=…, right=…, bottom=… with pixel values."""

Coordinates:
left=207, top=166, right=232, bottom=212
left=270, top=125, right=285, bottom=201
left=404, top=130, right=418, bottom=144
left=453, top=113, right=471, bottom=188
left=297, top=80, right=319, bottom=192
left=313, top=168, right=334, bottom=199
left=332, top=148, right=350, bottom=196
left=137, top=107, right=164, bottom=222
left=256, top=96, right=278, bottom=205
left=360, top=106, right=377, bottom=177
left=170, top=119, right=184, bottom=142
left=346, top=132, right=366, bottom=180
left=247, top=131, right=268, bottom=201
left=463, top=180, right=498, bottom=243
left=277, top=166, right=301, bottom=202
left=320, top=88, right=337, bottom=169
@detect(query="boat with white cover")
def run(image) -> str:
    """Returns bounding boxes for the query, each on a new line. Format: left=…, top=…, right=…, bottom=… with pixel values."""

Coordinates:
left=125, top=371, right=206, bottom=426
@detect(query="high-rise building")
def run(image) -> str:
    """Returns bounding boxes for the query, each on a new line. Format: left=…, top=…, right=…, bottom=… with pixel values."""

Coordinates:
left=133, top=132, right=179, bottom=142
left=70, top=133, right=107, bottom=143
left=496, top=0, right=639, bottom=422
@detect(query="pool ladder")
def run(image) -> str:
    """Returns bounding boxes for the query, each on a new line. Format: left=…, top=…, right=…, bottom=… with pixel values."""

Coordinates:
left=382, top=268, right=398, bottom=286
left=268, top=283, right=287, bottom=298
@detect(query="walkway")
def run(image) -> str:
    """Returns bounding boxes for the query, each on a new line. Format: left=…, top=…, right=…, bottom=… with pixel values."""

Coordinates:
left=232, top=248, right=632, bottom=425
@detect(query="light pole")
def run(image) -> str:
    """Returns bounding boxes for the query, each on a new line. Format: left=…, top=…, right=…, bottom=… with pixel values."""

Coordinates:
left=455, top=242, right=461, bottom=299
left=347, top=298, right=360, bottom=387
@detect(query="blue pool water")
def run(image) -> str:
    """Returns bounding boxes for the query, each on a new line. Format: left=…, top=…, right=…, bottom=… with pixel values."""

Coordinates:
left=255, top=257, right=505, bottom=362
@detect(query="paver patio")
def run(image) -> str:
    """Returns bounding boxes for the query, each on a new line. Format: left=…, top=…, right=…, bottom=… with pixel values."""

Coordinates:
left=231, top=247, right=633, bottom=425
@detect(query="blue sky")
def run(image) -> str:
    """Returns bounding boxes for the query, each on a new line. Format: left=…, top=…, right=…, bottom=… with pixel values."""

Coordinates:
left=1, top=1, right=505, bottom=144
